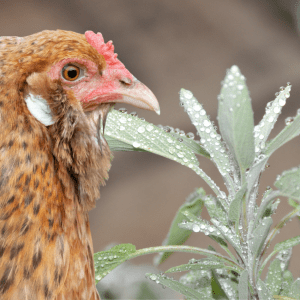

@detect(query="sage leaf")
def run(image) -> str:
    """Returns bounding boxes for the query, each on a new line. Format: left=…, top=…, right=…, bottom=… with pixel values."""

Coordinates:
left=155, top=188, right=205, bottom=265
left=275, top=166, right=300, bottom=201
left=94, top=244, right=136, bottom=284
left=266, top=259, right=282, bottom=296
left=238, top=270, right=249, bottom=300
left=218, top=65, right=255, bottom=175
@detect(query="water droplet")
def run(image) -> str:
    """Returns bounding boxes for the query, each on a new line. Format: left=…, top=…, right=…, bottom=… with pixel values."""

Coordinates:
left=186, top=132, right=194, bottom=139
left=231, top=65, right=239, bottom=73
left=133, top=142, right=140, bottom=148
left=120, top=126, right=125, bottom=131
left=119, top=108, right=127, bottom=113
left=177, top=152, right=184, bottom=158
left=219, top=191, right=226, bottom=199
left=120, top=117, right=127, bottom=124
left=146, top=125, right=154, bottom=132
left=130, top=111, right=138, bottom=117
left=169, top=147, right=175, bottom=154
left=192, top=224, right=200, bottom=232
left=279, top=98, right=286, bottom=106
left=137, top=126, right=145, bottom=133
left=193, top=104, right=201, bottom=111
left=181, top=89, right=193, bottom=99
left=203, top=120, right=210, bottom=127
left=149, top=274, right=158, bottom=280
left=268, top=116, right=274, bottom=122
left=285, top=117, right=294, bottom=125
left=259, top=134, right=264, bottom=140
left=237, top=84, right=244, bottom=90
left=274, top=106, right=280, bottom=113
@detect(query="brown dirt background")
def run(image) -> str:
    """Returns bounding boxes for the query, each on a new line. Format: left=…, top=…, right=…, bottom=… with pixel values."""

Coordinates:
left=1, top=0, right=300, bottom=289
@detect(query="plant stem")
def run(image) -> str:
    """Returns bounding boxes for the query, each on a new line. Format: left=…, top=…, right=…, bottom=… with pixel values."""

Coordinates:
left=127, top=245, right=242, bottom=271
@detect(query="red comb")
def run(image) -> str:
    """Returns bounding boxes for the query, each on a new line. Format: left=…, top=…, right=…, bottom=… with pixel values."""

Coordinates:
left=85, top=31, right=125, bottom=70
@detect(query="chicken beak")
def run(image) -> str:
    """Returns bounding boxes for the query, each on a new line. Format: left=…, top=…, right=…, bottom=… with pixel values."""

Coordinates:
left=113, top=77, right=160, bottom=115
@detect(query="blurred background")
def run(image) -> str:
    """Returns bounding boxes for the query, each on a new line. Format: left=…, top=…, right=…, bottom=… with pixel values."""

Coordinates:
left=2, top=0, right=300, bottom=297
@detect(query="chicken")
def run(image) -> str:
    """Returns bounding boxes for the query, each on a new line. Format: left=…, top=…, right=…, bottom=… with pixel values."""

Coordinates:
left=0, top=30, right=159, bottom=300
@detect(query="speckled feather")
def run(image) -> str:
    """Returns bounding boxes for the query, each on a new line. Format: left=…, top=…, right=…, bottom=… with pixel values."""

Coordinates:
left=0, top=31, right=114, bottom=300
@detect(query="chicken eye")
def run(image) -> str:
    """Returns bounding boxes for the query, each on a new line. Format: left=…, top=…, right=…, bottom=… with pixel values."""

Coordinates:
left=62, top=64, right=81, bottom=81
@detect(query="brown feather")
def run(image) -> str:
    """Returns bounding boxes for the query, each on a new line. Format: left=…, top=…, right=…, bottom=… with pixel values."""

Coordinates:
left=0, top=30, right=114, bottom=300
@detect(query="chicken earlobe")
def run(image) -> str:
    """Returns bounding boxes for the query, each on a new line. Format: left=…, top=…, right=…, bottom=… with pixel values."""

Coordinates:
left=24, top=93, right=55, bottom=126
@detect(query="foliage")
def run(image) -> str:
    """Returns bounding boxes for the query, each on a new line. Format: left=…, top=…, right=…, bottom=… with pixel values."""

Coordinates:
left=95, top=66, right=300, bottom=299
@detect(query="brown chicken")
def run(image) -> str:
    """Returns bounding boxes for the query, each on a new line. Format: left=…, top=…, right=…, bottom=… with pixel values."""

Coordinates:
left=0, top=30, right=159, bottom=299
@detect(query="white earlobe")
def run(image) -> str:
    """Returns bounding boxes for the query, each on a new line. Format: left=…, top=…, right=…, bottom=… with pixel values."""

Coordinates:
left=24, top=93, right=55, bottom=126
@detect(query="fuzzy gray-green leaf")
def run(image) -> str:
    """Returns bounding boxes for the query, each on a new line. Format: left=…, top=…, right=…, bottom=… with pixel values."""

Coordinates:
left=266, top=259, right=282, bottom=296
left=281, top=270, right=294, bottom=296
left=180, top=89, right=231, bottom=177
left=266, top=110, right=300, bottom=158
left=218, top=65, right=255, bottom=174
left=254, top=84, right=291, bottom=153
left=289, top=278, right=300, bottom=299
left=275, top=166, right=300, bottom=201
left=274, top=236, right=300, bottom=253
left=155, top=188, right=205, bottom=265
left=94, top=243, right=136, bottom=284
left=165, top=259, right=225, bottom=273
left=146, top=273, right=203, bottom=299
left=228, top=183, right=247, bottom=223
left=238, top=270, right=249, bottom=300
left=204, top=195, right=228, bottom=226
left=257, top=279, right=273, bottom=300
left=179, top=270, right=212, bottom=298
left=105, top=110, right=199, bottom=171
left=250, top=217, right=273, bottom=257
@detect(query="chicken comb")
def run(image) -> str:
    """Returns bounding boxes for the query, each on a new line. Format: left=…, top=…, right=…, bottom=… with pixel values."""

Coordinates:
left=85, top=31, right=131, bottom=77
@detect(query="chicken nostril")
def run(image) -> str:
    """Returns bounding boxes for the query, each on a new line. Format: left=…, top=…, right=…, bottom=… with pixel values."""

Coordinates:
left=119, top=77, right=132, bottom=86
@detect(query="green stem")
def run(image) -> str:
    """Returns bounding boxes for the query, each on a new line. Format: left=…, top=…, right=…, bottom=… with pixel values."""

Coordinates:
left=127, top=245, right=242, bottom=270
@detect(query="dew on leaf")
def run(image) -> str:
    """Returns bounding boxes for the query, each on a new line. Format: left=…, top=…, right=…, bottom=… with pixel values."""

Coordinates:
left=203, top=120, right=210, bottom=127
left=118, top=108, right=127, bottom=113
left=285, top=117, right=294, bottom=125
left=192, top=224, right=201, bottom=232
left=169, top=147, right=175, bottom=154
left=193, top=104, right=201, bottom=111
left=181, top=89, right=193, bottom=99
left=137, top=126, right=145, bottom=133
left=279, top=98, right=286, bottom=106
left=120, top=117, right=127, bottom=124
left=273, top=106, right=280, bottom=113
left=186, top=132, right=195, bottom=139
left=146, top=124, right=154, bottom=132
